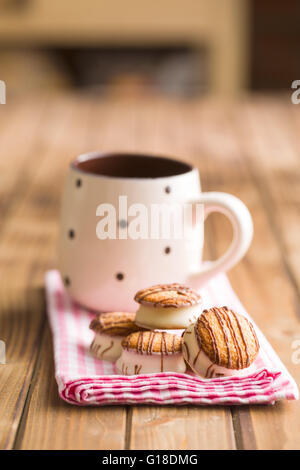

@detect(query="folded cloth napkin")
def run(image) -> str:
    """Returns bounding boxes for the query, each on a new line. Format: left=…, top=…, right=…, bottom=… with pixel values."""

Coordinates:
left=45, top=270, right=298, bottom=406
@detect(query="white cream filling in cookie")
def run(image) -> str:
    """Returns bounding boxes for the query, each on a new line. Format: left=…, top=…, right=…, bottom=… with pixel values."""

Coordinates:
left=135, top=304, right=202, bottom=330
left=116, top=349, right=186, bottom=375
left=90, top=332, right=123, bottom=362
left=182, top=323, right=255, bottom=378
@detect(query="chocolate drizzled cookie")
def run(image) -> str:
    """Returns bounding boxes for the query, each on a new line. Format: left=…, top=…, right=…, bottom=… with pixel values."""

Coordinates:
left=89, top=312, right=140, bottom=337
left=122, top=331, right=182, bottom=355
left=134, top=283, right=202, bottom=308
left=117, top=330, right=186, bottom=375
left=195, top=307, right=259, bottom=370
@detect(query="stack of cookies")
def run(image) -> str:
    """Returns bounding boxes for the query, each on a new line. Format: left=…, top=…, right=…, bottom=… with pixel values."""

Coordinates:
left=89, top=283, right=260, bottom=378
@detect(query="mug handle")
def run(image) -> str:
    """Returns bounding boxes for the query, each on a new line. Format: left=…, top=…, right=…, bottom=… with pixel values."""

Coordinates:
left=188, top=192, right=253, bottom=286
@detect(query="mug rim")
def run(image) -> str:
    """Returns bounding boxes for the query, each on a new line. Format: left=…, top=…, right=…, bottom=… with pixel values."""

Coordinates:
left=71, top=151, right=195, bottom=181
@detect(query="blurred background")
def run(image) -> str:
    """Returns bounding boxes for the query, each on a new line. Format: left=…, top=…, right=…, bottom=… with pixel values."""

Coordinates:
left=0, top=0, right=299, bottom=99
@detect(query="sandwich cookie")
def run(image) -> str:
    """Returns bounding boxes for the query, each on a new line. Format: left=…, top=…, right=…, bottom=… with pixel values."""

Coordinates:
left=116, top=331, right=186, bottom=375
left=89, top=312, right=140, bottom=362
left=134, top=283, right=202, bottom=329
left=182, top=307, right=259, bottom=378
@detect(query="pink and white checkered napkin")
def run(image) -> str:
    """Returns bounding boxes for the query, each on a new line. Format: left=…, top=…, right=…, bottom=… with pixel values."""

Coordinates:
left=45, top=270, right=298, bottom=406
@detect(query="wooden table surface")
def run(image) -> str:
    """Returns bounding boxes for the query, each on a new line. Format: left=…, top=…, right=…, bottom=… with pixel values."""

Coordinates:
left=0, top=92, right=300, bottom=450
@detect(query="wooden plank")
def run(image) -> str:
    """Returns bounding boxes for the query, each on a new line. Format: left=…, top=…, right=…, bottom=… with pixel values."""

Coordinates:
left=14, top=321, right=127, bottom=450
left=0, top=98, right=50, bottom=450
left=0, top=99, right=47, bottom=235
left=0, top=287, right=45, bottom=449
left=130, top=406, right=235, bottom=450
left=238, top=98, right=300, bottom=290
left=6, top=95, right=128, bottom=450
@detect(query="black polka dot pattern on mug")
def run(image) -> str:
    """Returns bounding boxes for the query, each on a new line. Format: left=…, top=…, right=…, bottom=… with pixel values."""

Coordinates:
left=76, top=178, right=82, bottom=187
left=165, top=186, right=171, bottom=194
left=118, top=219, right=128, bottom=229
left=68, top=229, right=75, bottom=239
left=116, top=272, right=124, bottom=281
left=64, top=276, right=71, bottom=287
left=164, top=246, right=171, bottom=254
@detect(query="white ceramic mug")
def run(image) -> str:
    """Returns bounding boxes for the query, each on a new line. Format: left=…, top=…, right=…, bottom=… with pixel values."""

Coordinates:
left=58, top=152, right=253, bottom=311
